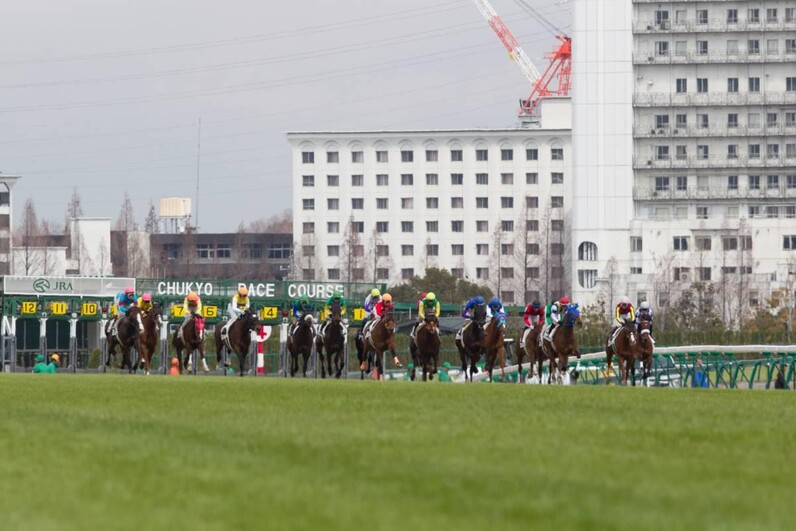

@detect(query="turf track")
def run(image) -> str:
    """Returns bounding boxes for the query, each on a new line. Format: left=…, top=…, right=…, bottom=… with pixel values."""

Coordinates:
left=1, top=374, right=794, bottom=530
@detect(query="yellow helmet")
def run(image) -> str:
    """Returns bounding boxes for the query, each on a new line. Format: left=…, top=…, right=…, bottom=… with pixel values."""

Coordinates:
left=426, top=292, right=436, bottom=301
left=238, top=286, right=249, bottom=297
left=371, top=288, right=381, bottom=297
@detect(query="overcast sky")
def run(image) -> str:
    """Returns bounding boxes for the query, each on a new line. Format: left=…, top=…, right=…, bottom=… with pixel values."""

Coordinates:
left=0, top=0, right=570, bottom=232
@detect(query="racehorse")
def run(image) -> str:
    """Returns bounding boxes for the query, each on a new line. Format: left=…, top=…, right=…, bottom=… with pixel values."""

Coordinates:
left=136, top=303, right=162, bottom=375
left=316, top=301, right=346, bottom=379
left=517, top=321, right=544, bottom=384
left=542, top=304, right=582, bottom=384
left=410, top=310, right=440, bottom=381
left=605, top=319, right=637, bottom=386
left=215, top=307, right=260, bottom=377
left=456, top=303, right=487, bottom=382
left=360, top=307, right=397, bottom=381
left=104, top=306, right=142, bottom=373
left=635, top=320, right=654, bottom=385
left=287, top=310, right=315, bottom=377
left=173, top=312, right=208, bottom=374
left=483, top=316, right=507, bottom=382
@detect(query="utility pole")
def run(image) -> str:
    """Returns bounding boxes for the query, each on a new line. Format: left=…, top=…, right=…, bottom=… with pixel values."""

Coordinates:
left=195, top=118, right=202, bottom=230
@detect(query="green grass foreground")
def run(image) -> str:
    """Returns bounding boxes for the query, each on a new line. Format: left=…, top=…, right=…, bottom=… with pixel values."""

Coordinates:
left=1, top=376, right=794, bottom=531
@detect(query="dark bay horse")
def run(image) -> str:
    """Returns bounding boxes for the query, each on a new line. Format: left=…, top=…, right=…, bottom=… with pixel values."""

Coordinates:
left=606, top=319, right=637, bottom=386
left=215, top=308, right=260, bottom=377
left=483, top=316, right=507, bottom=382
left=518, top=322, right=544, bottom=384
left=456, top=304, right=487, bottom=382
left=635, top=320, right=654, bottom=385
left=316, top=301, right=346, bottom=379
left=410, top=311, right=440, bottom=381
left=104, top=306, right=142, bottom=373
left=362, top=308, right=397, bottom=381
left=136, top=304, right=162, bottom=375
left=287, top=310, right=315, bottom=377
left=542, top=304, right=582, bottom=384
left=173, top=313, right=208, bottom=374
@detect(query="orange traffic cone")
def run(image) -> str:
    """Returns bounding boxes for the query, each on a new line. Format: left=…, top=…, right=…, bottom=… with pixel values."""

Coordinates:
left=169, top=357, right=180, bottom=376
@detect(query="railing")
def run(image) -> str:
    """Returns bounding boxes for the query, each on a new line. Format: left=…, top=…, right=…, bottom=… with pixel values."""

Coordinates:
left=634, top=124, right=796, bottom=138
left=633, top=50, right=796, bottom=65
left=633, top=155, right=796, bottom=170
left=632, top=18, right=796, bottom=33
left=634, top=92, right=796, bottom=107
left=633, top=185, right=796, bottom=201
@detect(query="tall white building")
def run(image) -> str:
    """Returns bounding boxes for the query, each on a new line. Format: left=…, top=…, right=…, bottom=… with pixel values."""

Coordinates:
left=571, top=0, right=796, bottom=318
left=289, top=98, right=572, bottom=304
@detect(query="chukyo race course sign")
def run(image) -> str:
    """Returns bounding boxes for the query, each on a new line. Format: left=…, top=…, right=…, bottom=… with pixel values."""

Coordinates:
left=137, top=279, right=383, bottom=302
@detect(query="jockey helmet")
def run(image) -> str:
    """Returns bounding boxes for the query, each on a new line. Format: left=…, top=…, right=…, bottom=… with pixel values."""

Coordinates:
left=559, top=296, right=570, bottom=305
left=125, top=286, right=135, bottom=295
left=640, top=301, right=650, bottom=310
left=51, top=353, right=60, bottom=363
left=475, top=296, right=485, bottom=305
left=532, top=300, right=541, bottom=308
left=382, top=293, right=393, bottom=304
left=426, top=292, right=436, bottom=301
left=620, top=296, right=631, bottom=305
left=332, top=290, right=342, bottom=299
left=489, top=297, right=501, bottom=308
left=142, top=293, right=152, bottom=302
left=187, top=292, right=199, bottom=302
left=419, top=292, right=427, bottom=300
left=300, top=294, right=309, bottom=304
left=371, top=288, right=381, bottom=298
left=238, top=286, right=249, bottom=297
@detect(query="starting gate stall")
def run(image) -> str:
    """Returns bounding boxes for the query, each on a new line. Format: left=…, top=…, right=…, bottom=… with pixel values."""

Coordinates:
left=1, top=276, right=132, bottom=373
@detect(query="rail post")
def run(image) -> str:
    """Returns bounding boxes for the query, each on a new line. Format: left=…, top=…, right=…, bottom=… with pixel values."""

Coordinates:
left=68, top=314, right=78, bottom=373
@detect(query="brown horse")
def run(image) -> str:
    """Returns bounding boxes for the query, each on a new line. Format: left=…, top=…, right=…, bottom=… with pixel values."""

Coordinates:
left=215, top=307, right=260, bottom=377
left=605, top=319, right=637, bottom=386
left=104, top=306, right=142, bottom=373
left=316, top=301, right=346, bottom=379
left=635, top=320, right=654, bottom=385
left=542, top=304, right=582, bottom=384
left=455, top=303, right=487, bottom=382
left=287, top=310, right=315, bottom=377
left=410, top=311, right=440, bottom=381
left=361, top=308, right=397, bottom=381
left=173, top=313, right=208, bottom=374
left=136, top=303, right=162, bottom=375
left=517, top=321, right=544, bottom=384
left=483, top=316, right=507, bottom=382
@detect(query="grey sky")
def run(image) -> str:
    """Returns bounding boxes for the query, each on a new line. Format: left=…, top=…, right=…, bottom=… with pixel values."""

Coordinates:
left=0, top=0, right=570, bottom=232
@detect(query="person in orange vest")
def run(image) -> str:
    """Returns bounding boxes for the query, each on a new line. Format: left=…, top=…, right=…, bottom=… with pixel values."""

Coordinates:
left=169, top=357, right=180, bottom=376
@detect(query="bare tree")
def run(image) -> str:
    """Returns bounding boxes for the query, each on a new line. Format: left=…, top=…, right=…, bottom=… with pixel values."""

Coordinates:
left=115, top=191, right=136, bottom=231
left=514, top=207, right=540, bottom=303
left=39, top=219, right=58, bottom=275
left=651, top=252, right=677, bottom=330
left=490, top=224, right=506, bottom=299
left=249, top=209, right=292, bottom=233
left=340, top=215, right=363, bottom=283
left=126, top=232, right=150, bottom=277
left=422, top=237, right=437, bottom=273
left=144, top=201, right=160, bottom=234
left=15, top=198, right=41, bottom=275
left=179, top=227, right=196, bottom=277
left=366, top=228, right=392, bottom=283
left=598, top=256, right=622, bottom=315
left=735, top=219, right=753, bottom=327
left=65, top=188, right=84, bottom=233
left=96, top=239, right=110, bottom=276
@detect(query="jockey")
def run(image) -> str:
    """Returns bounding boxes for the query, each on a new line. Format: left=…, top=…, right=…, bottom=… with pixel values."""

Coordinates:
left=113, top=286, right=140, bottom=335
left=523, top=300, right=545, bottom=330
left=290, top=295, right=314, bottom=335
left=359, top=288, right=382, bottom=339
left=321, top=290, right=347, bottom=335
left=228, top=286, right=251, bottom=322
left=544, top=296, right=569, bottom=342
left=636, top=300, right=654, bottom=338
left=461, top=295, right=486, bottom=319
left=486, top=296, right=506, bottom=323
left=411, top=292, right=440, bottom=339
left=137, top=292, right=154, bottom=314
left=374, top=293, right=393, bottom=318
left=608, top=296, right=635, bottom=347
left=178, top=291, right=202, bottom=339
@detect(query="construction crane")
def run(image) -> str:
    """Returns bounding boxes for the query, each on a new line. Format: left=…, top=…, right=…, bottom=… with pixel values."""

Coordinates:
left=472, top=0, right=571, bottom=118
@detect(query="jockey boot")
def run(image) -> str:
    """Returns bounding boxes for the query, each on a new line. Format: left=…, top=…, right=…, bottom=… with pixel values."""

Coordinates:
left=177, top=319, right=188, bottom=340
left=111, top=317, right=120, bottom=337
left=549, top=324, right=560, bottom=342
left=542, top=324, right=552, bottom=342
left=137, top=314, right=144, bottom=334
left=608, top=326, right=620, bottom=347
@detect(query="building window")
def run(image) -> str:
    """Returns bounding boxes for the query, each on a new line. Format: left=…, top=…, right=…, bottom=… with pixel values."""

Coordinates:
left=376, top=221, right=389, bottom=233
left=327, top=269, right=340, bottom=280
left=788, top=40, right=796, bottom=55
left=767, top=8, right=778, bottom=22
left=476, top=197, right=489, bottom=208
left=327, top=198, right=339, bottom=210
left=673, top=267, right=691, bottom=282
left=353, top=222, right=364, bottom=233
left=722, top=237, right=738, bottom=251
left=351, top=198, right=363, bottom=209
left=501, top=220, right=514, bottom=232
left=676, top=113, right=687, bottom=127
left=476, top=220, right=489, bottom=232
left=787, top=144, right=796, bottom=159
left=401, top=268, right=415, bottom=280
left=655, top=177, right=670, bottom=191
left=426, top=173, right=438, bottom=185
left=196, top=243, right=214, bottom=260
left=749, top=145, right=760, bottom=159
left=375, top=245, right=389, bottom=257
left=426, top=150, right=438, bottom=162
left=500, top=267, right=514, bottom=278
left=788, top=77, right=796, bottom=92
left=376, top=198, right=388, bottom=209
left=241, top=243, right=261, bottom=259
left=451, top=220, right=463, bottom=232
left=656, top=41, right=669, bottom=56
left=426, top=244, right=439, bottom=257
left=476, top=149, right=488, bottom=161
left=451, top=268, right=463, bottom=279
left=218, top=245, right=234, bottom=260
left=578, top=270, right=598, bottom=289
left=697, top=113, right=709, bottom=129
left=768, top=39, right=779, bottom=54
left=748, top=8, right=760, bottom=24
left=352, top=151, right=364, bottom=163
left=697, top=78, right=708, bottom=93
left=787, top=8, right=795, bottom=23
left=501, top=173, right=514, bottom=185
left=327, top=245, right=339, bottom=257
left=696, top=206, right=709, bottom=219
left=527, top=243, right=539, bottom=255
left=352, top=174, right=363, bottom=186
left=327, top=175, right=339, bottom=187
left=401, top=197, right=414, bottom=209
left=501, top=291, right=515, bottom=304
left=476, top=268, right=490, bottom=280
left=727, top=9, right=738, bottom=23
left=326, top=151, right=339, bottom=163
left=578, top=241, right=598, bottom=261
left=326, top=222, right=338, bottom=234
left=767, top=144, right=780, bottom=159
left=551, top=196, right=564, bottom=208
left=451, top=173, right=463, bottom=185
left=376, top=174, right=389, bottom=186
left=501, top=197, right=514, bottom=208
left=376, top=150, right=388, bottom=162
left=630, top=267, right=643, bottom=275
left=501, top=148, right=513, bottom=161
left=527, top=267, right=540, bottom=279
left=401, top=245, right=414, bottom=256
left=426, top=197, right=439, bottom=209
left=476, top=244, right=489, bottom=256
left=630, top=237, right=642, bottom=252
left=526, top=172, right=538, bottom=184
left=696, top=40, right=708, bottom=55
left=401, top=174, right=414, bottom=186
left=728, top=113, right=738, bottom=128
left=451, top=149, right=463, bottom=162
left=676, top=176, right=688, bottom=191
left=551, top=172, right=564, bottom=184
left=476, top=173, right=489, bottom=185
left=784, top=236, right=796, bottom=250
left=551, top=220, right=564, bottom=231
left=451, top=197, right=464, bottom=208
left=748, top=39, right=760, bottom=54
left=727, top=78, right=739, bottom=93
left=749, top=206, right=760, bottom=218
left=767, top=175, right=780, bottom=188
left=788, top=175, right=796, bottom=189
left=695, top=237, right=711, bottom=251
left=676, top=78, right=687, bottom=93
left=527, top=220, right=539, bottom=231
left=673, top=236, right=689, bottom=251
left=301, top=151, right=314, bottom=164
left=426, top=221, right=439, bottom=232
left=696, top=9, right=708, bottom=24
left=401, top=221, right=414, bottom=233
left=526, top=148, right=538, bottom=160
left=788, top=112, right=796, bottom=126
left=526, top=196, right=539, bottom=208
left=697, top=145, right=709, bottom=160
left=551, top=148, right=564, bottom=160
left=786, top=206, right=796, bottom=218
left=376, top=268, right=390, bottom=280
left=766, top=206, right=779, bottom=219
left=302, top=175, right=314, bottom=187
left=768, top=112, right=779, bottom=127
left=451, top=244, right=464, bottom=256
left=657, top=146, right=670, bottom=160
left=401, top=150, right=413, bottom=162
left=302, top=199, right=315, bottom=210
left=749, top=77, right=761, bottom=92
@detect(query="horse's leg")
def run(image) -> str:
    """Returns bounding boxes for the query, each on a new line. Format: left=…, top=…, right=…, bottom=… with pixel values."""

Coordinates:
left=302, top=349, right=310, bottom=378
